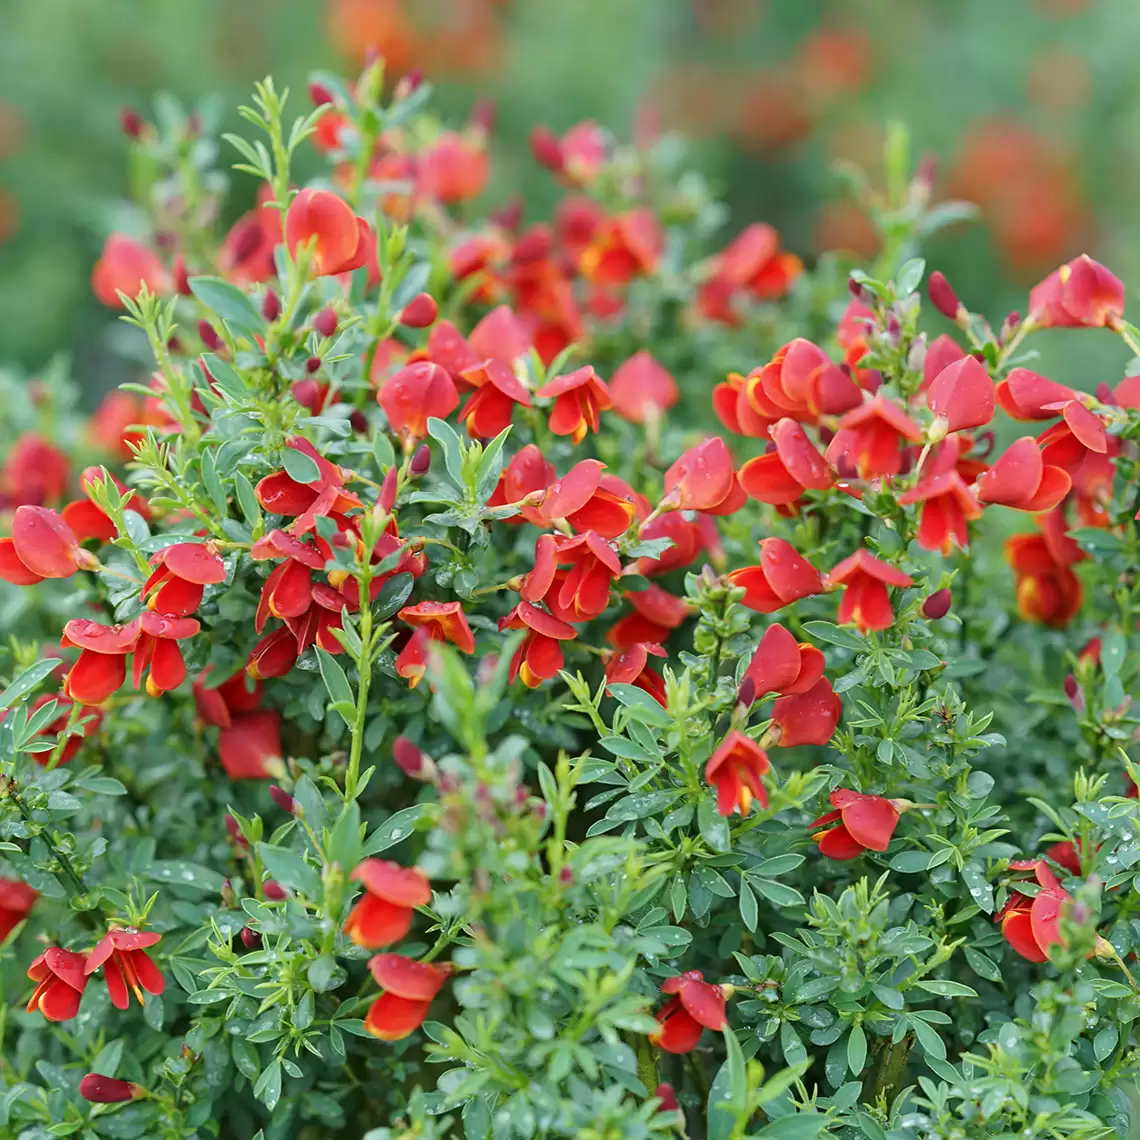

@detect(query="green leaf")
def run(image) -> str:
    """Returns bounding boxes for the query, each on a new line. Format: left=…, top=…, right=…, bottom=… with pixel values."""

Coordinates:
left=253, top=1059, right=282, bottom=1112
left=363, top=804, right=433, bottom=855
left=372, top=431, right=396, bottom=472
left=754, top=1114, right=826, bottom=1139
left=315, top=646, right=354, bottom=723
left=375, top=572, right=415, bottom=618
left=146, top=861, right=227, bottom=893
left=911, top=1016, right=947, bottom=1061
left=1094, top=1023, right=1119, bottom=1062
left=608, top=684, right=671, bottom=727
left=258, top=843, right=322, bottom=898
left=427, top=416, right=465, bottom=487
left=327, top=799, right=362, bottom=870
left=0, top=659, right=58, bottom=709
left=896, top=257, right=925, bottom=296
left=739, top=881, right=758, bottom=932
left=200, top=449, right=228, bottom=516
left=889, top=850, right=939, bottom=873
left=914, top=979, right=977, bottom=998
left=201, top=354, right=248, bottom=402
left=750, top=876, right=805, bottom=909
left=801, top=621, right=865, bottom=650
left=188, top=275, right=263, bottom=334
left=234, top=471, right=261, bottom=526
left=232, top=1038, right=260, bottom=1080
left=963, top=946, right=1002, bottom=982
left=282, top=446, right=322, bottom=485
left=846, top=1024, right=867, bottom=1075
left=706, top=1060, right=734, bottom=1140
left=698, top=795, right=731, bottom=853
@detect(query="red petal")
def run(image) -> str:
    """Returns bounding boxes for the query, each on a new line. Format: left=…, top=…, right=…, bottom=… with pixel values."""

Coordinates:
left=344, top=895, right=414, bottom=948
left=368, top=953, right=452, bottom=1000
left=364, top=992, right=432, bottom=1040
left=351, top=860, right=432, bottom=907
left=161, top=542, right=226, bottom=584
left=12, top=507, right=80, bottom=578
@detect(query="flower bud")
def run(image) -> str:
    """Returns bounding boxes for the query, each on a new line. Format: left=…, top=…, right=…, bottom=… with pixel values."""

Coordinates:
left=305, top=356, right=322, bottom=374
left=922, top=588, right=952, bottom=620
left=220, top=878, right=238, bottom=907
left=1064, top=673, right=1085, bottom=714
left=1001, top=311, right=1021, bottom=343
left=736, top=675, right=756, bottom=709
left=269, top=784, right=299, bottom=814
left=392, top=735, right=437, bottom=782
left=225, top=814, right=248, bottom=849
left=240, top=926, right=262, bottom=950
left=395, top=68, right=424, bottom=100
left=378, top=467, right=398, bottom=515
left=928, top=271, right=962, bottom=322
left=308, top=81, right=335, bottom=106
left=410, top=443, right=431, bottom=477
left=173, top=255, right=191, bottom=296
left=559, top=866, right=574, bottom=884
left=79, top=1074, right=145, bottom=1103
left=530, top=126, right=565, bottom=173
left=262, top=289, right=281, bottom=322
left=350, top=409, right=369, bottom=434
left=654, top=1083, right=679, bottom=1113
left=263, top=880, right=287, bottom=901
left=313, top=306, right=338, bottom=338
left=198, top=320, right=222, bottom=351
left=119, top=108, right=143, bottom=139
left=490, top=194, right=524, bottom=233
left=398, top=293, right=438, bottom=328
left=847, top=276, right=865, bottom=301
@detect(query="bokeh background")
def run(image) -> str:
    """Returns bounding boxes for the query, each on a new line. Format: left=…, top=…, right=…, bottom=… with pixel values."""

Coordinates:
left=0, top=0, right=1136, bottom=396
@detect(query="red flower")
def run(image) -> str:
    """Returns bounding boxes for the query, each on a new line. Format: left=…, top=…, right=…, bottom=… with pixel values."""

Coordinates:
left=608, top=351, right=679, bottom=424
left=459, top=359, right=533, bottom=438
left=378, top=362, right=459, bottom=441
left=727, top=537, right=822, bottom=613
left=826, top=396, right=924, bottom=478
left=607, top=585, right=691, bottom=648
left=1, top=433, right=70, bottom=507
left=91, top=234, right=169, bottom=308
left=85, top=928, right=164, bottom=1010
left=487, top=443, right=555, bottom=514
left=344, top=860, right=431, bottom=949
left=0, top=878, right=36, bottom=940
left=662, top=436, right=742, bottom=513
left=79, top=1074, right=145, bottom=1103
left=132, top=611, right=199, bottom=697
left=284, top=187, right=371, bottom=276
left=605, top=642, right=667, bottom=706
left=705, top=729, right=770, bottom=816
left=1028, top=254, right=1124, bottom=329
left=27, top=947, right=89, bottom=1021
left=28, top=694, right=102, bottom=767
left=0, top=506, right=98, bottom=585
left=537, top=366, right=613, bottom=444
left=650, top=970, right=728, bottom=1053
left=898, top=472, right=983, bottom=554
left=255, top=438, right=363, bottom=534
left=996, top=860, right=1070, bottom=962
left=1005, top=533, right=1083, bottom=627
left=976, top=436, right=1071, bottom=512
left=395, top=602, right=476, bottom=686
left=1036, top=401, right=1110, bottom=475
left=826, top=549, right=913, bottom=632
left=364, top=953, right=454, bottom=1040
left=921, top=335, right=968, bottom=391
left=253, top=537, right=327, bottom=632
left=142, top=542, right=225, bottom=617
left=500, top=602, right=578, bottom=687
left=925, top=356, right=995, bottom=435
left=61, top=619, right=141, bottom=704
left=1046, top=840, right=1084, bottom=877
left=698, top=224, right=802, bottom=325
left=523, top=531, right=622, bottom=621
left=418, top=132, right=489, bottom=203
left=739, top=418, right=832, bottom=505
left=219, top=710, right=282, bottom=780
left=743, top=624, right=825, bottom=698
left=246, top=627, right=300, bottom=680
left=528, top=459, right=637, bottom=539
left=579, top=208, right=662, bottom=286
left=769, top=678, right=842, bottom=747
left=811, top=789, right=902, bottom=859
left=995, top=367, right=1077, bottom=420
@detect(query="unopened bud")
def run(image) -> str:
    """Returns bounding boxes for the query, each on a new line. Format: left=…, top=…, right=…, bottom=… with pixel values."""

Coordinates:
left=261, top=289, right=281, bottom=322
left=225, top=815, right=248, bottom=849
left=173, top=256, right=191, bottom=296
left=240, top=926, right=262, bottom=950
left=394, top=67, right=424, bottom=100
left=737, top=675, right=756, bottom=709
left=79, top=1074, right=145, bottom=1103
left=263, top=879, right=287, bottom=901
left=308, top=81, right=335, bottom=106
left=922, top=588, right=952, bottom=620
left=198, top=320, right=222, bottom=351
left=220, top=878, right=238, bottom=908
left=313, top=307, right=338, bottom=338
left=1001, top=311, right=1021, bottom=343
left=398, top=293, right=438, bottom=328
left=377, top=467, right=398, bottom=515
left=490, top=194, right=524, bottom=233
left=269, top=784, right=299, bottom=814
left=410, top=443, right=431, bottom=476
left=119, top=108, right=143, bottom=140
left=1064, top=673, right=1085, bottom=714
left=654, top=1083, right=679, bottom=1113
left=847, top=276, right=866, bottom=301
left=350, top=409, right=369, bottom=434
left=928, top=271, right=962, bottom=322
left=392, top=735, right=437, bottom=782
left=530, top=126, right=564, bottom=173
left=305, top=356, right=322, bottom=374
left=559, top=866, right=573, bottom=884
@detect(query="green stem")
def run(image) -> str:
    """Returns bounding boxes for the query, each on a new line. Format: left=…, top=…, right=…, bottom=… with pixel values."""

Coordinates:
left=346, top=580, right=374, bottom=801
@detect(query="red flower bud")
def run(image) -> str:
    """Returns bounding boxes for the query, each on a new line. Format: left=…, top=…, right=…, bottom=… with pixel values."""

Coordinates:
left=305, top=356, right=322, bottom=374
left=736, top=675, right=756, bottom=709
left=119, top=108, right=143, bottom=139
left=173, top=256, right=191, bottom=296
left=269, top=785, right=299, bottom=814
left=392, top=735, right=437, bottom=782
left=847, top=276, right=865, bottom=301
left=398, top=293, right=439, bottom=329
left=79, top=1074, right=144, bottom=1103
left=922, top=588, right=952, bottom=619
left=928, top=271, right=962, bottom=321
left=559, top=866, right=573, bottom=884
left=198, top=320, right=222, bottom=351
left=308, top=81, right=335, bottom=106
left=313, top=307, right=338, bottom=338
left=262, top=289, right=281, bottom=321
left=263, top=880, right=287, bottom=901
left=240, top=926, right=262, bottom=950
left=654, top=1083, right=679, bottom=1113
left=530, top=126, right=565, bottom=172
left=225, top=814, right=249, bottom=849
left=410, top=444, right=431, bottom=476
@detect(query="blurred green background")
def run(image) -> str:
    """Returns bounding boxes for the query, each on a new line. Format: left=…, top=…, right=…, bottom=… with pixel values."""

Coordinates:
left=1, top=0, right=1137, bottom=396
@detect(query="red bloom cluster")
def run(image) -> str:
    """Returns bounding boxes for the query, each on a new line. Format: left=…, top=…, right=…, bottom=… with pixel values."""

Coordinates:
left=650, top=970, right=730, bottom=1053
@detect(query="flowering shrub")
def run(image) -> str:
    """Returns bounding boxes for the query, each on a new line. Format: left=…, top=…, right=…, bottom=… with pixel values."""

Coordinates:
left=3, top=57, right=1140, bottom=1140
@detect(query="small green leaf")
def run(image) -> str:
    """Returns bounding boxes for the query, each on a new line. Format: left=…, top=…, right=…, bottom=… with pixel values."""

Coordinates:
left=895, top=257, right=925, bottom=296
left=281, top=446, right=322, bottom=485
left=189, top=275, right=263, bottom=334
left=0, top=660, right=59, bottom=710
left=315, top=646, right=354, bottom=721
left=234, top=471, right=261, bottom=526
left=363, top=804, right=433, bottom=855
left=253, top=1059, right=282, bottom=1112
left=846, top=1024, right=867, bottom=1075
left=698, top=795, right=731, bottom=853
left=372, top=432, right=396, bottom=472
left=801, top=621, right=865, bottom=650
left=258, top=843, right=322, bottom=897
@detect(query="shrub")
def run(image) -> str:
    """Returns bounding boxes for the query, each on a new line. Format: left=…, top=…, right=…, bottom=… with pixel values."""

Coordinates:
left=0, top=59, right=1139, bottom=1140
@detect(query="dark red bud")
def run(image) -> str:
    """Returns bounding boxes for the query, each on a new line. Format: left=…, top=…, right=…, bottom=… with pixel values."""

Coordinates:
left=398, top=293, right=438, bottom=329
left=225, top=814, right=249, bottom=849
left=490, top=194, right=524, bottom=233
left=393, top=735, right=436, bottom=781
left=559, top=866, right=573, bottom=884
left=263, top=879, right=287, bottom=901
left=847, top=276, right=865, bottom=301
left=269, top=784, right=299, bottom=814
left=404, top=68, right=424, bottom=93
left=1064, top=673, right=1084, bottom=714
left=928, top=271, right=961, bottom=321
left=308, top=81, right=335, bottom=106
left=313, top=307, right=338, bottom=338
left=922, top=588, right=952, bottom=620
left=198, top=320, right=223, bottom=351
left=240, top=926, right=262, bottom=949
left=737, top=675, right=756, bottom=709
left=410, top=443, right=431, bottom=476
left=119, top=108, right=143, bottom=139
left=530, top=126, right=565, bottom=173
left=79, top=1074, right=143, bottom=1103
left=915, top=153, right=938, bottom=193
left=261, top=289, right=281, bottom=322
left=305, top=356, right=322, bottom=374
left=350, top=409, right=369, bottom=434
left=292, top=378, right=321, bottom=410
left=378, top=467, right=398, bottom=514
left=654, top=1083, right=680, bottom=1113
left=173, top=256, right=191, bottom=296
